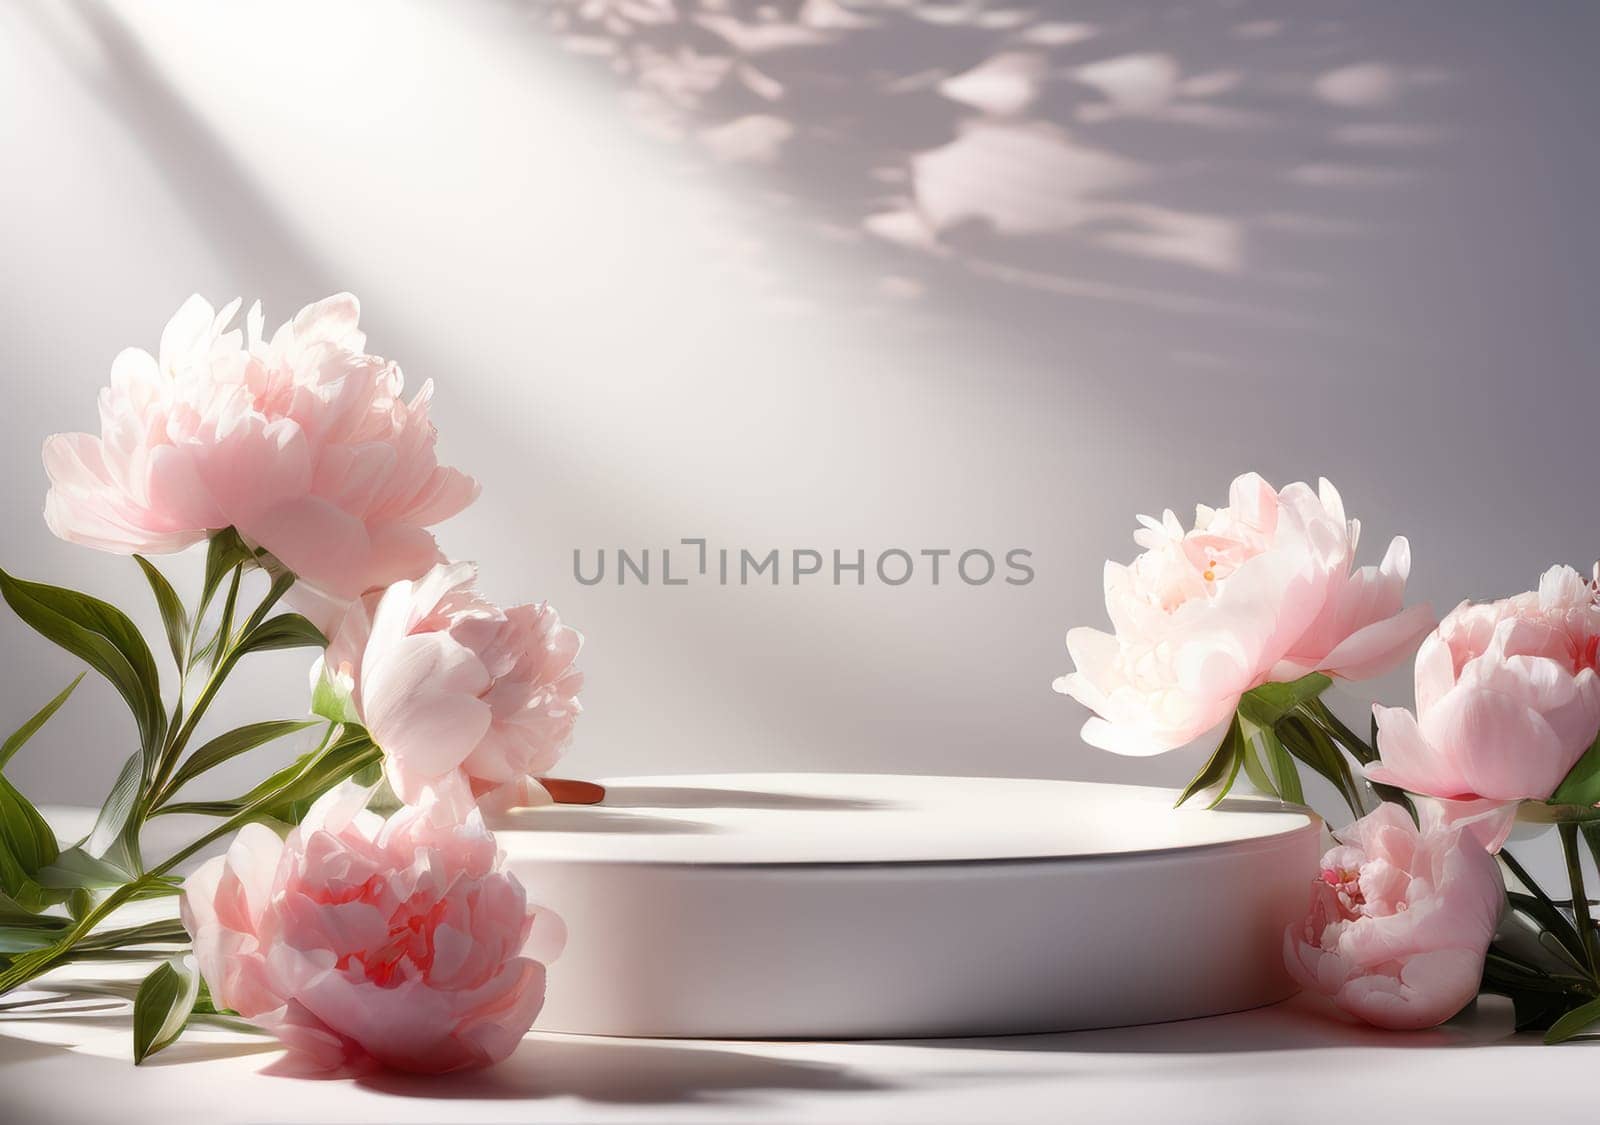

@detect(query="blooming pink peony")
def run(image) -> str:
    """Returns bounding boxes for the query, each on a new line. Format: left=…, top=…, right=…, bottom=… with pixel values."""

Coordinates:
left=1284, top=802, right=1504, bottom=1030
left=1056, top=473, right=1433, bottom=756
left=180, top=782, right=564, bottom=1073
left=43, top=293, right=478, bottom=617
left=321, top=562, right=583, bottom=809
left=1367, top=565, right=1600, bottom=846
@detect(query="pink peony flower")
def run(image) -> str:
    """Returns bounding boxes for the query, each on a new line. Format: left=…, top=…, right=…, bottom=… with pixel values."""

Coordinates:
left=1369, top=565, right=1600, bottom=815
left=43, top=293, right=478, bottom=618
left=180, top=782, right=564, bottom=1073
left=320, top=562, right=583, bottom=809
left=1363, top=566, right=1600, bottom=851
left=1284, top=803, right=1504, bottom=1030
left=1056, top=473, right=1433, bottom=755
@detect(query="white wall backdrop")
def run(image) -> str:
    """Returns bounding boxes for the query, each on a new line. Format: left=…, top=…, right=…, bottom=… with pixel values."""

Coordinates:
left=1, top=0, right=1596, bottom=812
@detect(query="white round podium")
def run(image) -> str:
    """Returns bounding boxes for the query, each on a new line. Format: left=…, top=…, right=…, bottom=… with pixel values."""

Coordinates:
left=491, top=774, right=1322, bottom=1040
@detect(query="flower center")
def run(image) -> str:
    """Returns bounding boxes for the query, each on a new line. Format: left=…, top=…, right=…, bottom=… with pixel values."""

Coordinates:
left=1319, top=865, right=1367, bottom=918
left=354, top=898, right=451, bottom=987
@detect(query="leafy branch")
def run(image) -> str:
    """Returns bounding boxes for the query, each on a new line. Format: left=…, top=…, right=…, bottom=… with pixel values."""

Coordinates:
left=0, top=532, right=374, bottom=1059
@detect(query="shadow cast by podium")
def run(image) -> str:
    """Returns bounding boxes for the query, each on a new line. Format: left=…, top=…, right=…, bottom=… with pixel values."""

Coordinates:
left=601, top=785, right=894, bottom=812
left=349, top=1036, right=891, bottom=1105
left=874, top=994, right=1532, bottom=1055
left=496, top=807, right=722, bottom=835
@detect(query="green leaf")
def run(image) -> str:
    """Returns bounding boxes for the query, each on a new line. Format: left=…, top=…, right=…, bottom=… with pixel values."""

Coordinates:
left=1511, top=991, right=1577, bottom=1033
left=157, top=727, right=378, bottom=824
left=1176, top=715, right=1244, bottom=809
left=133, top=556, right=187, bottom=672
left=133, top=956, right=200, bottom=1063
left=189, top=631, right=220, bottom=669
left=234, top=613, right=326, bottom=656
left=1546, top=994, right=1600, bottom=1044
left=210, top=565, right=244, bottom=673
left=0, top=922, right=69, bottom=954
left=1240, top=735, right=1279, bottom=799
left=37, top=845, right=133, bottom=891
left=0, top=777, right=59, bottom=884
left=247, top=728, right=380, bottom=824
left=76, top=917, right=188, bottom=952
left=0, top=674, right=85, bottom=771
left=0, top=888, right=55, bottom=923
left=1236, top=717, right=1304, bottom=804
left=238, top=571, right=296, bottom=641
left=1552, top=734, right=1600, bottom=808
left=162, top=720, right=319, bottom=801
left=1236, top=673, right=1332, bottom=728
left=1255, top=724, right=1305, bottom=805
left=85, top=752, right=143, bottom=860
left=0, top=570, right=165, bottom=762
left=1504, top=896, right=1593, bottom=953
left=0, top=851, right=49, bottom=913
left=1478, top=949, right=1585, bottom=1032
left=310, top=671, right=359, bottom=725
left=1276, top=713, right=1364, bottom=816
left=145, top=801, right=237, bottom=818
left=0, top=737, right=62, bottom=909
left=1482, top=947, right=1569, bottom=991
left=191, top=980, right=224, bottom=1016
left=1502, top=845, right=1589, bottom=968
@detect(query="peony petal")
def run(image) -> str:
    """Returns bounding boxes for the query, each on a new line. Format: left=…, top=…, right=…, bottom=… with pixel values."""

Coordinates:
left=244, top=496, right=374, bottom=600
left=1413, top=631, right=1457, bottom=717
left=364, top=636, right=494, bottom=795
left=158, top=294, right=216, bottom=374
left=1415, top=796, right=1518, bottom=855
left=1336, top=948, right=1486, bottom=1030
left=1316, top=602, right=1435, bottom=682
left=1367, top=705, right=1473, bottom=800
left=1421, top=685, right=1574, bottom=800
left=291, top=293, right=362, bottom=350
left=224, top=823, right=287, bottom=923
left=523, top=903, right=567, bottom=965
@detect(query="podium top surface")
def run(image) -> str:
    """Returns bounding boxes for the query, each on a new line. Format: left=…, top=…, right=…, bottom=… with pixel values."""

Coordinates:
left=490, top=773, right=1321, bottom=866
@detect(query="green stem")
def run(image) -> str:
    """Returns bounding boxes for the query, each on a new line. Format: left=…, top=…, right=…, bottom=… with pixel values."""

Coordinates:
left=147, top=663, right=229, bottom=806
left=0, top=884, right=146, bottom=993
left=1562, top=823, right=1600, bottom=979
left=210, top=565, right=243, bottom=674
left=237, top=571, right=293, bottom=639
left=143, top=570, right=293, bottom=816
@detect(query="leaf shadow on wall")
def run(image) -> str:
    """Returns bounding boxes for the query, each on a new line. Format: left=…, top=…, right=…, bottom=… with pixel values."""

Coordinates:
left=516, top=0, right=1481, bottom=375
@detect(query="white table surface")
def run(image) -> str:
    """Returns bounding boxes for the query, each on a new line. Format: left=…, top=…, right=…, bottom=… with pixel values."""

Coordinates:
left=7, top=804, right=1585, bottom=1124
left=0, top=961, right=1581, bottom=1125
